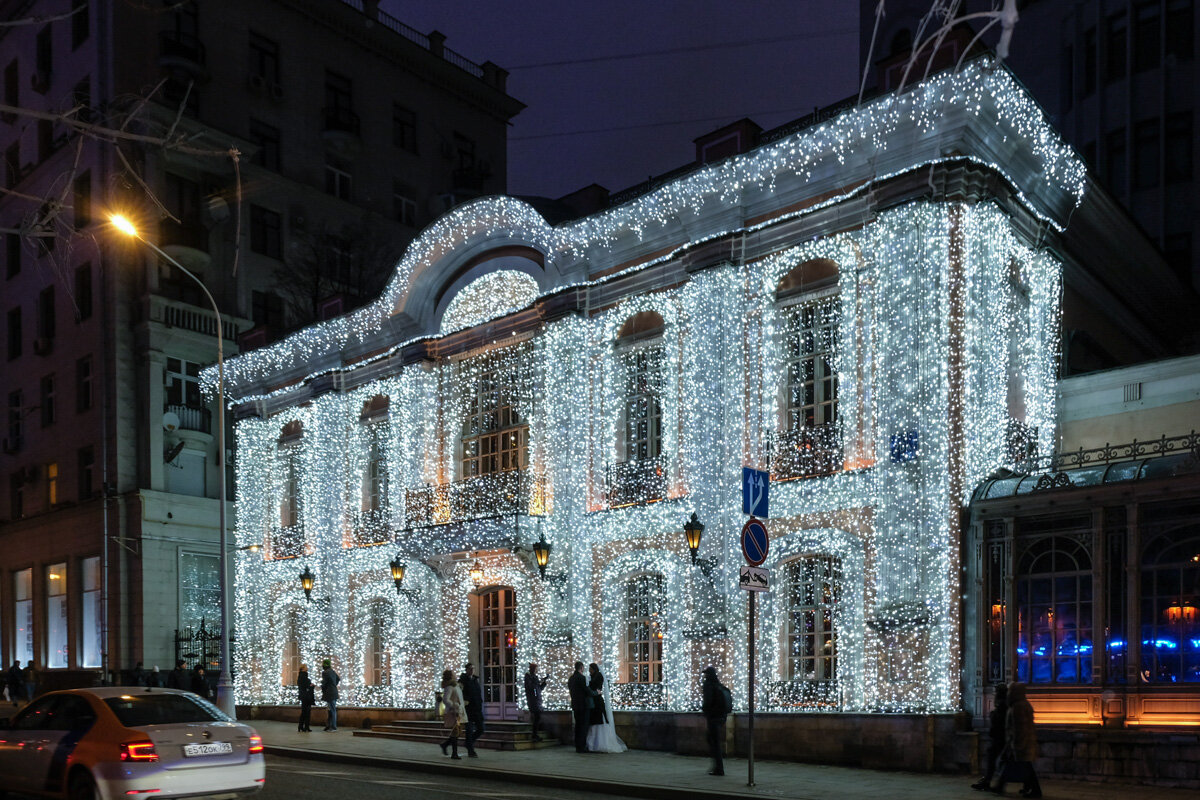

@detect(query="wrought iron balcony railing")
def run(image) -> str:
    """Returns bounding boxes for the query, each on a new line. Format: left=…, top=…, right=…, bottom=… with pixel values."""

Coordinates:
left=404, top=469, right=546, bottom=528
left=1021, top=430, right=1199, bottom=474
left=268, top=524, right=305, bottom=560
left=769, top=423, right=843, bottom=481
left=348, top=508, right=392, bottom=547
left=603, top=455, right=667, bottom=508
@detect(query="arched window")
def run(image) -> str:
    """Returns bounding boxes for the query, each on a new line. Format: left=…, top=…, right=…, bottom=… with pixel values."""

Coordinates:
left=281, top=609, right=300, bottom=686
left=362, top=438, right=387, bottom=513
left=774, top=260, right=841, bottom=480
left=363, top=601, right=391, bottom=687
left=1140, top=527, right=1200, bottom=683
left=608, top=311, right=666, bottom=507
left=273, top=421, right=304, bottom=559
left=623, top=573, right=665, bottom=684
left=784, top=555, right=841, bottom=686
left=1016, top=536, right=1093, bottom=684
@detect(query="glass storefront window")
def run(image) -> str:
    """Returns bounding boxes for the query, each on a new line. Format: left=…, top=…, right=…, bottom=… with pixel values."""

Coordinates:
left=14, top=568, right=33, bottom=665
left=81, top=556, right=102, bottom=668
left=46, top=562, right=68, bottom=668
left=1140, top=529, right=1200, bottom=683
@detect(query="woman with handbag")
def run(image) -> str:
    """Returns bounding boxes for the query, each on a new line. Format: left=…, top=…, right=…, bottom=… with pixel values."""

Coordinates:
left=440, top=669, right=465, bottom=760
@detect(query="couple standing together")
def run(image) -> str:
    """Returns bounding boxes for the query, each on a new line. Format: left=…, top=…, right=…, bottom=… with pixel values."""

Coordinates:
left=567, top=661, right=626, bottom=754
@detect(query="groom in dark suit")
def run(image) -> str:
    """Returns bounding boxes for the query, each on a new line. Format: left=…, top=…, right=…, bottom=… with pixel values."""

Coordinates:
left=567, top=660, right=592, bottom=753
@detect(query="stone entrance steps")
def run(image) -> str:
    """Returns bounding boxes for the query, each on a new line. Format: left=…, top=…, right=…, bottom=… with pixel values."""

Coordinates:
left=354, top=719, right=559, bottom=750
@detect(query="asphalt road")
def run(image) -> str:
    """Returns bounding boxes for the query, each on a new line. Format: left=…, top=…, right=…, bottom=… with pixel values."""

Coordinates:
left=260, top=753, right=629, bottom=800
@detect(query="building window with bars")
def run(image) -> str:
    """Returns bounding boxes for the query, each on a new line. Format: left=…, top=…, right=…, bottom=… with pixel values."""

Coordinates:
left=460, top=361, right=526, bottom=478
left=1016, top=536, right=1093, bottom=685
left=785, top=555, right=841, bottom=685
left=623, top=573, right=665, bottom=684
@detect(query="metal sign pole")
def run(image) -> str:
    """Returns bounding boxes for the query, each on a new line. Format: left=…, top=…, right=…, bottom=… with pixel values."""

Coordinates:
left=748, top=588, right=755, bottom=787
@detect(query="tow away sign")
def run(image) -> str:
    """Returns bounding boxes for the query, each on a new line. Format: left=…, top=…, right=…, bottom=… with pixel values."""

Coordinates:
left=739, top=566, right=769, bottom=592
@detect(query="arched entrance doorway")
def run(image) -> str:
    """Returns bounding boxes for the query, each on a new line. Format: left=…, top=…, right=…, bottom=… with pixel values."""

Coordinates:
left=478, top=586, right=519, bottom=720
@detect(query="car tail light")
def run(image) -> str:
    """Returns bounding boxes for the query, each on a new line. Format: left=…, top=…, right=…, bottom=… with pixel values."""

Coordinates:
left=120, top=741, right=159, bottom=762
left=248, top=735, right=264, bottom=754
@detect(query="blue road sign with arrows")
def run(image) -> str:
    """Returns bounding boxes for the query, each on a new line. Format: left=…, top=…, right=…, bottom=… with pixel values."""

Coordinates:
left=742, top=467, right=769, bottom=518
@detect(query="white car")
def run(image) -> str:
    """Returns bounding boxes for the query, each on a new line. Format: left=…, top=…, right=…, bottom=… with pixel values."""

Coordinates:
left=0, top=687, right=265, bottom=800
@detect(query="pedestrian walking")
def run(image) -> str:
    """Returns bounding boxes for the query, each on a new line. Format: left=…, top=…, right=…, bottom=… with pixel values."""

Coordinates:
left=972, top=684, right=1008, bottom=791
left=191, top=666, right=211, bottom=699
left=6, top=661, right=21, bottom=706
left=167, top=659, right=188, bottom=690
left=22, top=661, right=38, bottom=702
left=586, top=663, right=626, bottom=753
left=567, top=660, right=592, bottom=753
left=131, top=662, right=148, bottom=687
left=321, top=658, right=340, bottom=731
left=701, top=666, right=732, bottom=776
left=523, top=662, right=547, bottom=741
left=440, top=669, right=465, bottom=760
left=992, top=682, right=1041, bottom=798
left=459, top=662, right=485, bottom=757
left=297, top=664, right=314, bottom=732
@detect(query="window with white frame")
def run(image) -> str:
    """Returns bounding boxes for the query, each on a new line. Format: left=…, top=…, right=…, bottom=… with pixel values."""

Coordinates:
left=783, top=297, right=838, bottom=431
left=363, top=601, right=390, bottom=686
left=622, top=347, right=663, bottom=462
left=165, top=357, right=203, bottom=408
left=362, top=436, right=387, bottom=513
left=623, top=573, right=665, bottom=684
left=180, top=552, right=220, bottom=634
left=460, top=360, right=526, bottom=478
left=785, top=555, right=840, bottom=683
left=81, top=556, right=101, bottom=668
left=46, top=561, right=67, bottom=668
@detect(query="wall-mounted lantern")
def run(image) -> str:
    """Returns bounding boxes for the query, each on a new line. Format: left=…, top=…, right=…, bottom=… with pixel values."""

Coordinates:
left=299, top=566, right=315, bottom=602
left=532, top=533, right=551, bottom=579
left=683, top=512, right=705, bottom=565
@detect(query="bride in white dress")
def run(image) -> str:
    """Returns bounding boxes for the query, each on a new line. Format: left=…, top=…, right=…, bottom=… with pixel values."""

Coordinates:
left=585, top=663, right=627, bottom=753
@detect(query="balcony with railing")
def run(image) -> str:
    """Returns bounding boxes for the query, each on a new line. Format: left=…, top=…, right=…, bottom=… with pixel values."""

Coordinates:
left=404, top=469, right=546, bottom=529
left=165, top=403, right=210, bottom=434
left=603, top=456, right=667, bottom=509
left=267, top=525, right=305, bottom=560
left=348, top=508, right=392, bottom=548
left=770, top=423, right=843, bottom=482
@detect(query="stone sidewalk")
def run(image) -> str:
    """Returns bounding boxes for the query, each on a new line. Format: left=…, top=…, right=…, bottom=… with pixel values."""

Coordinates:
left=250, top=720, right=1195, bottom=800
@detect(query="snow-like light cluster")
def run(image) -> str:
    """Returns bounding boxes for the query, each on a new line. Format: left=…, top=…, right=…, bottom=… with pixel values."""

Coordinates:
left=229, top=199, right=1062, bottom=714
left=206, top=58, right=1082, bottom=401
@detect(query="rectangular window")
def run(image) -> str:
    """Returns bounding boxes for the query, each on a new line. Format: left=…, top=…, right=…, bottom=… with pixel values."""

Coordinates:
left=1105, top=127, right=1127, bottom=196
left=325, top=69, right=352, bottom=111
left=393, top=181, right=417, bottom=227
left=7, top=306, right=21, bottom=359
left=37, top=118, right=55, bottom=163
left=4, top=142, right=19, bottom=191
left=1165, top=111, right=1193, bottom=182
left=248, top=31, right=280, bottom=84
left=392, top=104, right=417, bottom=152
left=74, top=262, right=92, bottom=320
left=623, top=574, right=664, bottom=684
left=622, top=346, right=663, bottom=462
left=7, top=389, right=22, bottom=450
left=76, top=355, right=93, bottom=411
left=9, top=471, right=23, bottom=518
left=324, top=157, right=352, bottom=200
left=38, top=285, right=55, bottom=340
left=165, top=357, right=203, bottom=408
left=249, top=205, right=282, bottom=258
left=40, top=374, right=55, bottom=427
left=179, top=552, right=220, bottom=634
left=14, top=568, right=33, bottom=664
left=1133, top=118, right=1160, bottom=189
left=72, top=0, right=89, bottom=49
left=249, top=119, right=281, bottom=172
left=73, top=171, right=91, bottom=229
left=3, top=60, right=16, bottom=121
left=1133, top=1, right=1161, bottom=72
left=81, top=556, right=101, bottom=668
left=46, top=562, right=68, bottom=668
left=35, top=25, right=52, bottom=88
left=1166, top=0, right=1194, bottom=61
left=47, top=461, right=58, bottom=506
left=251, top=289, right=284, bottom=329
left=78, top=445, right=94, bottom=499
left=454, top=133, right=476, bottom=170
left=72, top=77, right=92, bottom=122
left=1105, top=11, right=1127, bottom=83
left=786, top=556, right=841, bottom=687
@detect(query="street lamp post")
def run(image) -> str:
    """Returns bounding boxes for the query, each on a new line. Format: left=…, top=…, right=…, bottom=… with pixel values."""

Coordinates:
left=110, top=214, right=236, bottom=719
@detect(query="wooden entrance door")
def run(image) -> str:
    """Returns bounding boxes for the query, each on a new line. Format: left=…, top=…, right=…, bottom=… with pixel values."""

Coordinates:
left=479, top=587, right=518, bottom=720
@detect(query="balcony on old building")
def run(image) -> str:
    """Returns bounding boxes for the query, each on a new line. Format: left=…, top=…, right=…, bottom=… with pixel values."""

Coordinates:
left=165, top=403, right=211, bottom=434
left=405, top=469, right=545, bottom=528
left=158, top=30, right=208, bottom=78
left=158, top=218, right=211, bottom=272
left=603, top=455, right=667, bottom=509
left=321, top=106, right=362, bottom=156
left=770, top=423, right=844, bottom=481
left=348, top=508, right=392, bottom=548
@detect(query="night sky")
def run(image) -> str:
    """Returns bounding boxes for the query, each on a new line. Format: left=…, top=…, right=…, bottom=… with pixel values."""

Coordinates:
left=384, top=1, right=861, bottom=200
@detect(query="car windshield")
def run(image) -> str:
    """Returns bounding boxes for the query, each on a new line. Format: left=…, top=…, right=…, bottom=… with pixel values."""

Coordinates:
left=104, top=693, right=228, bottom=727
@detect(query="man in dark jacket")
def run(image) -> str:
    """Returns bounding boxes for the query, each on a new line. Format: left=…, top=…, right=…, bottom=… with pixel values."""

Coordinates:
left=166, top=660, right=188, bottom=690
left=523, top=662, right=547, bottom=741
left=6, top=661, right=22, bottom=706
left=131, top=662, right=148, bottom=687
left=321, top=659, right=340, bottom=731
left=567, top=661, right=592, bottom=753
left=459, top=662, right=485, bottom=757
left=701, top=666, right=730, bottom=776
left=971, top=683, right=1008, bottom=791
left=190, top=666, right=211, bottom=699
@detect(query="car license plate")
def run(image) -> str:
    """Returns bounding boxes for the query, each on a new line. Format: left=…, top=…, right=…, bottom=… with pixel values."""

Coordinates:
left=183, top=742, right=233, bottom=757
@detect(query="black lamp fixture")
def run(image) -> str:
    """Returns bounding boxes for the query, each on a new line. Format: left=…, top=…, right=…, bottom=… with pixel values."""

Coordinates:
left=683, top=512, right=705, bottom=565
left=299, top=566, right=315, bottom=602
left=532, top=532, right=551, bottom=579
left=389, top=556, right=406, bottom=594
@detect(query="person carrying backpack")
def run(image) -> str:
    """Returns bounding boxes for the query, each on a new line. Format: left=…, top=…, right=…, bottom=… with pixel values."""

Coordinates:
left=701, top=666, right=732, bottom=776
